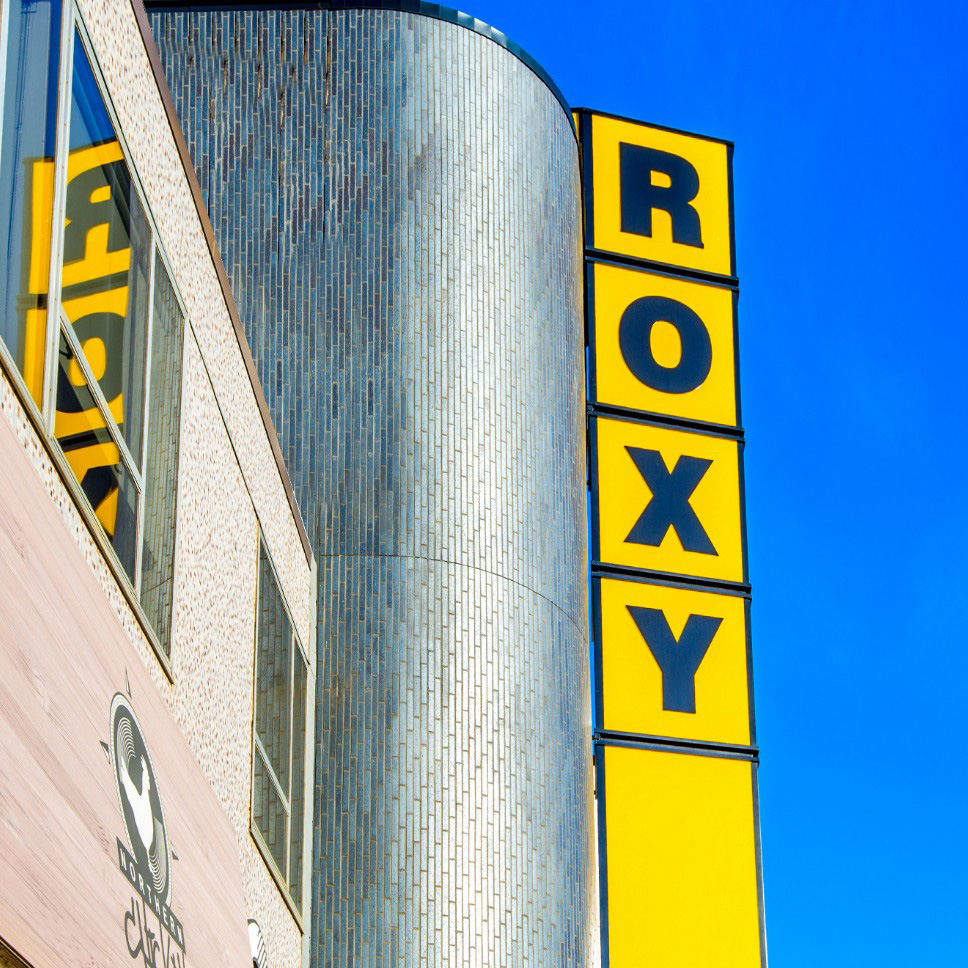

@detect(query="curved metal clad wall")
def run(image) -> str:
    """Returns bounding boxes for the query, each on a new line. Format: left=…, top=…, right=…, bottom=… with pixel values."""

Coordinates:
left=150, top=6, right=592, bottom=964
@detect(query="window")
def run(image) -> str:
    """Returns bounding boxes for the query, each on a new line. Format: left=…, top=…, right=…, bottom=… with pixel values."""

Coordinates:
left=0, top=21, right=184, bottom=656
left=56, top=30, right=151, bottom=579
left=0, top=0, right=63, bottom=407
left=252, top=542, right=309, bottom=915
left=139, top=257, right=183, bottom=650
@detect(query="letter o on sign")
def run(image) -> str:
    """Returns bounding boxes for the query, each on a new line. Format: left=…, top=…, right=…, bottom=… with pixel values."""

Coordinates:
left=618, top=295, right=712, bottom=394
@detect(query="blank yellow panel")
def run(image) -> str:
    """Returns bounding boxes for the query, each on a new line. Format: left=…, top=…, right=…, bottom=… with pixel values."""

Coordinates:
left=591, top=262, right=737, bottom=426
left=593, top=417, right=745, bottom=582
left=603, top=746, right=763, bottom=967
left=599, top=578, right=750, bottom=745
left=590, top=113, right=732, bottom=276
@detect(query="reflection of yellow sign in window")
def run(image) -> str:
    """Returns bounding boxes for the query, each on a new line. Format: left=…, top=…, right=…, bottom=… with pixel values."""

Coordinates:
left=593, top=416, right=745, bottom=583
left=23, top=157, right=57, bottom=405
left=597, top=576, right=751, bottom=746
left=52, top=139, right=132, bottom=538
left=586, top=112, right=733, bottom=277
left=62, top=140, right=130, bottom=286
left=590, top=262, right=738, bottom=426
left=601, top=745, right=763, bottom=967
left=60, top=139, right=131, bottom=416
left=54, top=336, right=124, bottom=535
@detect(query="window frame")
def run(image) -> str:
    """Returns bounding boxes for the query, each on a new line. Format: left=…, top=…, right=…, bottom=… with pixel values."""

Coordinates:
left=249, top=533, right=312, bottom=927
left=0, top=2, right=189, bottom=675
left=0, top=0, right=9, bottom=172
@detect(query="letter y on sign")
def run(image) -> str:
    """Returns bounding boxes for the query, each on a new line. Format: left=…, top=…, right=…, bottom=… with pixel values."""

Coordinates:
left=627, top=606, right=722, bottom=713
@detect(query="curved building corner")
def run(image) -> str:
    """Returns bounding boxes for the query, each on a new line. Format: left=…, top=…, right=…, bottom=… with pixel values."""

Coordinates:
left=148, top=4, right=594, bottom=964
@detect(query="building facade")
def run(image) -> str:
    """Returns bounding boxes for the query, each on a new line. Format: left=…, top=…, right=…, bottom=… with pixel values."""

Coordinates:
left=146, top=4, right=595, bottom=966
left=0, top=0, right=317, bottom=965
left=2, top=1, right=765, bottom=966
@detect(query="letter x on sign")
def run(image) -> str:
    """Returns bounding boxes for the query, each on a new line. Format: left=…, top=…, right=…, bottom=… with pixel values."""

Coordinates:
left=624, top=447, right=717, bottom=555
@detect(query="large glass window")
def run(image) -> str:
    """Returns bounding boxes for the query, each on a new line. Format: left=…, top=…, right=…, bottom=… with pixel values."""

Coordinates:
left=55, top=328, right=140, bottom=573
left=252, top=542, right=309, bottom=913
left=60, top=32, right=150, bottom=462
left=54, top=31, right=148, bottom=577
left=139, top=252, right=183, bottom=651
left=0, top=22, right=184, bottom=657
left=0, top=0, right=63, bottom=405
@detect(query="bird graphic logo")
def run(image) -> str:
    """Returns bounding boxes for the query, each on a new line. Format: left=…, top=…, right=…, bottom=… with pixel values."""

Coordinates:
left=110, top=693, right=171, bottom=905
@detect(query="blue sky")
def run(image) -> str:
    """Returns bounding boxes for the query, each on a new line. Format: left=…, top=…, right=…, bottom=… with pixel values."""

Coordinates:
left=463, top=1, right=968, bottom=962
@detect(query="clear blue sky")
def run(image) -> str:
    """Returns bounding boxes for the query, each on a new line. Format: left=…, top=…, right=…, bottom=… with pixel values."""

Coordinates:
left=463, top=0, right=968, bottom=962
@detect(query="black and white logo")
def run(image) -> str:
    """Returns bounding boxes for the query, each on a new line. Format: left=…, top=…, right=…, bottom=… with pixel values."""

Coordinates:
left=112, top=693, right=171, bottom=902
left=109, top=691, right=185, bottom=958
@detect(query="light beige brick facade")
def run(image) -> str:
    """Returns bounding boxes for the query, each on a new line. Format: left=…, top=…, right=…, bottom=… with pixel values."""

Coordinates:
left=0, top=0, right=315, bottom=965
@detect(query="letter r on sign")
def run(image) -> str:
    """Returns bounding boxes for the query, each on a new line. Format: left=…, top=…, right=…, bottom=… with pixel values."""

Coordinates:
left=620, top=143, right=704, bottom=248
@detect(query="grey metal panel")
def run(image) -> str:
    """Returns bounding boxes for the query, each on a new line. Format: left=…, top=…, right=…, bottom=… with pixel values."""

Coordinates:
left=150, top=7, right=592, bottom=964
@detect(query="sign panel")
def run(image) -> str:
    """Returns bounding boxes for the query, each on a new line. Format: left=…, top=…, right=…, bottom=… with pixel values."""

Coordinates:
left=592, top=416, right=745, bottom=583
left=585, top=112, right=734, bottom=276
left=600, top=745, right=764, bottom=967
left=596, top=576, right=752, bottom=746
left=588, top=261, right=738, bottom=426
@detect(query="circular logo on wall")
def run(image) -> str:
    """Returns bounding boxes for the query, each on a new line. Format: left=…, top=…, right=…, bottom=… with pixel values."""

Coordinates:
left=110, top=693, right=171, bottom=905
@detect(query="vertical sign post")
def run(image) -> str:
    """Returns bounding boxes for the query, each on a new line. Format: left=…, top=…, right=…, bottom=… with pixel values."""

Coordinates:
left=577, top=109, right=767, bottom=966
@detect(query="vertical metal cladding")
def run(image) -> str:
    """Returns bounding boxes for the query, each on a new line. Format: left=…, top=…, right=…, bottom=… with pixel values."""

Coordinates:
left=150, top=5, right=592, bottom=966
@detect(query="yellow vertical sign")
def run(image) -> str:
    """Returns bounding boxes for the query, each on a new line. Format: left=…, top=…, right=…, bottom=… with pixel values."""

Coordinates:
left=600, top=746, right=763, bottom=966
left=579, top=108, right=765, bottom=967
